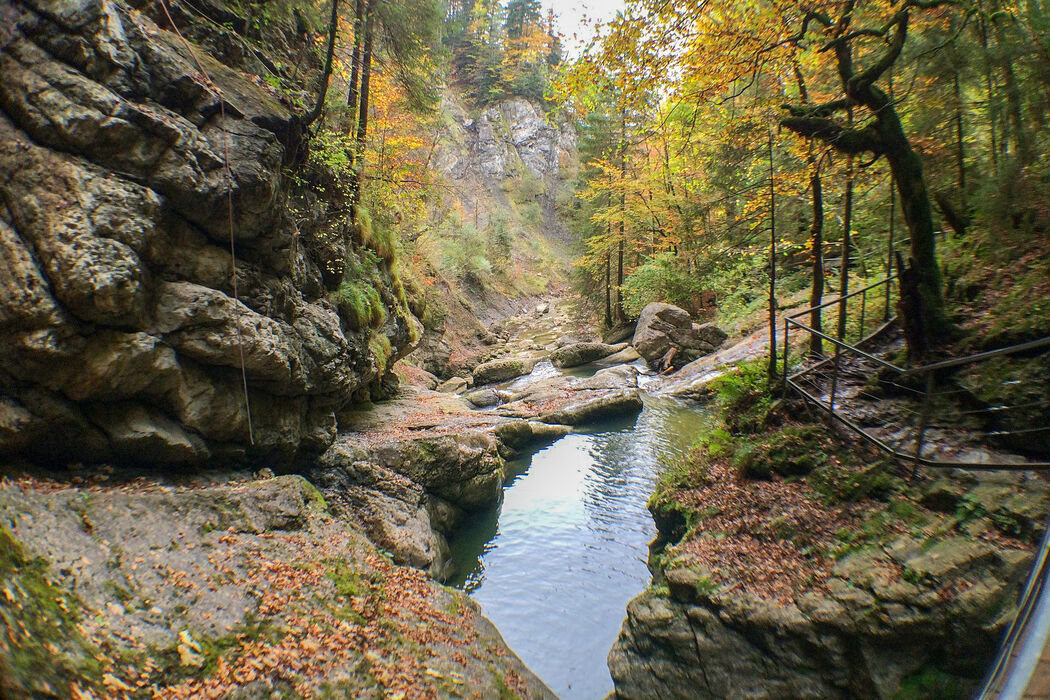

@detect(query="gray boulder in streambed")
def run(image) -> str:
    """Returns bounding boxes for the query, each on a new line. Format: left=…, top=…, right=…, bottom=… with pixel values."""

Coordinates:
left=549, top=342, right=626, bottom=368
left=541, top=389, right=643, bottom=426
left=633, top=303, right=727, bottom=370
left=472, top=357, right=537, bottom=385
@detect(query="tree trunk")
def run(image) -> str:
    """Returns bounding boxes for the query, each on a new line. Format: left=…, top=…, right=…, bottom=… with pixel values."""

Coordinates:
left=604, top=251, right=612, bottom=328
left=780, top=7, right=949, bottom=357
left=344, top=0, right=365, bottom=170
left=864, top=82, right=948, bottom=346
left=979, top=11, right=1001, bottom=177
left=346, top=0, right=365, bottom=109
left=616, top=237, right=625, bottom=323
left=352, top=0, right=377, bottom=203
left=767, top=133, right=778, bottom=383
left=793, top=59, right=825, bottom=357
left=303, top=0, right=340, bottom=128
left=991, top=0, right=1032, bottom=163
left=953, top=69, right=967, bottom=195
left=809, top=157, right=825, bottom=357
left=878, top=104, right=946, bottom=349
left=616, top=110, right=627, bottom=323
left=838, top=135, right=854, bottom=342
left=896, top=252, right=928, bottom=361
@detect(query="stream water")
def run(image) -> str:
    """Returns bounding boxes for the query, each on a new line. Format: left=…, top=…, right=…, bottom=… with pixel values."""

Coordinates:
left=447, top=385, right=711, bottom=699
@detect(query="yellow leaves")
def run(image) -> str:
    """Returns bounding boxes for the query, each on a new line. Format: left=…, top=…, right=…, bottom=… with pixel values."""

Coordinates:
left=101, top=673, right=133, bottom=693
left=177, top=630, right=205, bottom=668
left=70, top=684, right=96, bottom=700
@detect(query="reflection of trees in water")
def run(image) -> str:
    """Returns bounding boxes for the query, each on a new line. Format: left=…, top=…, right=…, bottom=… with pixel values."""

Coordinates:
left=446, top=500, right=501, bottom=591
left=582, top=399, right=712, bottom=525
left=448, top=397, right=713, bottom=591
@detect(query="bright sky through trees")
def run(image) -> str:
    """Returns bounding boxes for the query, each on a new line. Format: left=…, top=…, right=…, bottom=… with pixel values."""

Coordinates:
left=542, top=0, right=625, bottom=55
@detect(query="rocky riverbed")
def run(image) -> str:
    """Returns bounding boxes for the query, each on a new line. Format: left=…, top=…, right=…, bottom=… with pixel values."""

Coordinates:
left=0, top=291, right=724, bottom=696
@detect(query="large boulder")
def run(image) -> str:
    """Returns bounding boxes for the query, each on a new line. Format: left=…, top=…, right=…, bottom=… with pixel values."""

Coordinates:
left=472, top=357, right=536, bottom=385
left=315, top=428, right=506, bottom=576
left=541, top=389, right=644, bottom=426
left=632, top=303, right=728, bottom=370
left=549, top=342, right=625, bottom=368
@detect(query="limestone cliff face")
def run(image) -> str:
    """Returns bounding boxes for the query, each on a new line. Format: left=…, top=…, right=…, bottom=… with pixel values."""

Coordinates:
left=0, top=0, right=413, bottom=467
left=434, top=93, right=578, bottom=242
left=409, top=92, right=579, bottom=377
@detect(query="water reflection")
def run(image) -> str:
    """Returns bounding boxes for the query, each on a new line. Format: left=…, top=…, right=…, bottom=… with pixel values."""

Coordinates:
left=447, top=395, right=712, bottom=699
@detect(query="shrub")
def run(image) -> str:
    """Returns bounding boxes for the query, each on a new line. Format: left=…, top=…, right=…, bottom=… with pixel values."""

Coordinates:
left=369, top=333, right=393, bottom=373
left=731, top=425, right=827, bottom=480
left=438, top=222, right=492, bottom=284
left=332, top=280, right=386, bottom=330
left=621, top=252, right=706, bottom=317
left=356, top=207, right=396, bottom=264
left=709, top=360, right=778, bottom=433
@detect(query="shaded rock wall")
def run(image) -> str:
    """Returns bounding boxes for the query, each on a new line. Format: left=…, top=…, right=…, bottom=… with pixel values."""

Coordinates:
left=0, top=0, right=413, bottom=467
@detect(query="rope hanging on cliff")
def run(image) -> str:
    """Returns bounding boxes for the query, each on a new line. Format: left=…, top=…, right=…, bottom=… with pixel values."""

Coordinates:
left=159, top=0, right=255, bottom=446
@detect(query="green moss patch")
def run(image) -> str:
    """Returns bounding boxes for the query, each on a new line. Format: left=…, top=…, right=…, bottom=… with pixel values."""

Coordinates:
left=0, top=528, right=102, bottom=697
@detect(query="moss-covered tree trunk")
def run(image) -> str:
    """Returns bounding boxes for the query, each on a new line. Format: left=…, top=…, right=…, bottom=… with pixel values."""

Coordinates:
left=781, top=5, right=949, bottom=358
left=874, top=99, right=946, bottom=352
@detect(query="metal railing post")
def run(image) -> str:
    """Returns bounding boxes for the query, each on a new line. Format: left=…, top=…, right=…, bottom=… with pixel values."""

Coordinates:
left=829, top=347, right=840, bottom=411
left=912, top=372, right=935, bottom=478
left=859, top=288, right=867, bottom=342
left=782, top=318, right=791, bottom=398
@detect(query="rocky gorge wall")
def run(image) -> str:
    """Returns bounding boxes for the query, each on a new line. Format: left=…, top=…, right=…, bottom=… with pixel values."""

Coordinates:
left=0, top=0, right=415, bottom=468
left=432, top=92, right=577, bottom=242
left=408, top=90, right=580, bottom=377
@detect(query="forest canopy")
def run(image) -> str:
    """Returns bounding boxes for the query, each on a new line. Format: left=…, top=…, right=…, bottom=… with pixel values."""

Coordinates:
left=556, top=0, right=1050, bottom=357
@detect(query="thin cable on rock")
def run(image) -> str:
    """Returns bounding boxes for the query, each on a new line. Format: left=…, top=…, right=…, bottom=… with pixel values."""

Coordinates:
left=159, top=0, right=255, bottom=445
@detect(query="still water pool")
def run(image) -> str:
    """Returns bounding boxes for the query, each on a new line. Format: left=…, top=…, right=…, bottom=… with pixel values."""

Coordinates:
left=447, top=394, right=711, bottom=699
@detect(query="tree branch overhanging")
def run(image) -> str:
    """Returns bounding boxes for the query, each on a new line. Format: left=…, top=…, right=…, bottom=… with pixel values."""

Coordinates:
left=779, top=115, right=885, bottom=155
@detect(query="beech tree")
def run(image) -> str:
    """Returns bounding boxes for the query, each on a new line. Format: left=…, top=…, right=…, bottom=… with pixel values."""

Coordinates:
left=780, top=0, right=955, bottom=357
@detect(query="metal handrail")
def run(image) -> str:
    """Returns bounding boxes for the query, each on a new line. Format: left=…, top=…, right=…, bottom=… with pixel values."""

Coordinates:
left=780, top=274, right=1050, bottom=472
left=787, top=274, right=899, bottom=319
left=785, top=317, right=903, bottom=374
left=901, top=336, right=1050, bottom=377
left=974, top=517, right=1050, bottom=698
left=778, top=267, right=1050, bottom=700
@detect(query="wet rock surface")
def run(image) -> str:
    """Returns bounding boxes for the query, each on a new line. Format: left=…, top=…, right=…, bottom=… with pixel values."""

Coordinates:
left=549, top=341, right=625, bottom=368
left=473, top=356, right=538, bottom=385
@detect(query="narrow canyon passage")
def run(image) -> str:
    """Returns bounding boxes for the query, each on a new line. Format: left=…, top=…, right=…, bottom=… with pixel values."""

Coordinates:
left=448, top=389, right=711, bottom=698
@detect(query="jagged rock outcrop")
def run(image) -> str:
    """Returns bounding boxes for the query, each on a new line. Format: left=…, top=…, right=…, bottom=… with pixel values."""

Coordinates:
left=609, top=536, right=1031, bottom=699
left=0, top=0, right=414, bottom=467
left=633, top=302, right=728, bottom=370
left=435, top=95, right=577, bottom=193
left=315, top=429, right=505, bottom=579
